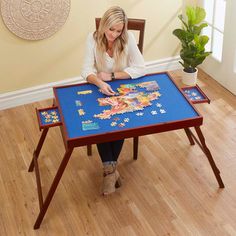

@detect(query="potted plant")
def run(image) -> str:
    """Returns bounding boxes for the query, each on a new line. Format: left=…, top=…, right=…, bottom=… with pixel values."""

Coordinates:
left=173, top=6, right=211, bottom=85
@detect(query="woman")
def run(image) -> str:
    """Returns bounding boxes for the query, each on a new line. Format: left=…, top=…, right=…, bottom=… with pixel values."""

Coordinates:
left=81, top=6, right=146, bottom=195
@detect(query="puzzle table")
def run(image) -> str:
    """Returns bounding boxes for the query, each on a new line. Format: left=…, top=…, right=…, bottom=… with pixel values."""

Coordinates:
left=28, top=72, right=224, bottom=229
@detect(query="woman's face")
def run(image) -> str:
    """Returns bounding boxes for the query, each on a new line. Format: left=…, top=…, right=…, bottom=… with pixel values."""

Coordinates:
left=105, top=23, right=124, bottom=43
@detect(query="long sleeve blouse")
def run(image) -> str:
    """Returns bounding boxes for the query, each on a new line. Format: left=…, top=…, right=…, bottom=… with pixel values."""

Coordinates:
left=81, top=31, right=146, bottom=80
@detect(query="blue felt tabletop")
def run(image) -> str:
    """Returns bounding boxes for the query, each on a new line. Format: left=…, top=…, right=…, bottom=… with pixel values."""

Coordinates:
left=54, top=73, right=200, bottom=139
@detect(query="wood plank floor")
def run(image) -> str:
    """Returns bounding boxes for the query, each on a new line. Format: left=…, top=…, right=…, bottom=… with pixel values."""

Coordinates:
left=1, top=69, right=236, bottom=235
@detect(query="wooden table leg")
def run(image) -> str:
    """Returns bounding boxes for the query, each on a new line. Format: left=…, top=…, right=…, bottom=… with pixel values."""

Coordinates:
left=184, top=128, right=195, bottom=145
left=33, top=148, right=74, bottom=229
left=133, top=137, right=139, bottom=160
left=28, top=128, right=49, bottom=172
left=194, top=126, right=225, bottom=188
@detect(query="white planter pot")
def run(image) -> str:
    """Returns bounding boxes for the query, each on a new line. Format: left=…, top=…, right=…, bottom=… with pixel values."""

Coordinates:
left=182, top=68, right=198, bottom=86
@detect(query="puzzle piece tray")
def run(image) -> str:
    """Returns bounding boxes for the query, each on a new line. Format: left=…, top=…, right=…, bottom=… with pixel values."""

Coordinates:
left=181, top=85, right=210, bottom=104
left=36, top=106, right=62, bottom=130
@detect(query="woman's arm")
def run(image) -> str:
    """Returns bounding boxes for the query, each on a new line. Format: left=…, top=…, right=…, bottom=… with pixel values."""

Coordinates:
left=81, top=33, right=97, bottom=80
left=81, top=34, right=115, bottom=95
left=97, top=71, right=131, bottom=81
left=87, top=74, right=115, bottom=95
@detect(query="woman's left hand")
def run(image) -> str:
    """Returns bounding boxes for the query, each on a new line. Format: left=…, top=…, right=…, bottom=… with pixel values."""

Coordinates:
left=97, top=72, right=112, bottom=81
left=99, top=81, right=116, bottom=96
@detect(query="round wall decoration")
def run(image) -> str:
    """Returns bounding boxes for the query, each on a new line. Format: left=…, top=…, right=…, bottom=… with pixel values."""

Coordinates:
left=0, top=0, right=71, bottom=40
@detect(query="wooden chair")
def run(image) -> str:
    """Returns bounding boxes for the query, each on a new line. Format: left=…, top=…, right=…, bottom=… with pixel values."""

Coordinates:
left=87, top=18, right=146, bottom=160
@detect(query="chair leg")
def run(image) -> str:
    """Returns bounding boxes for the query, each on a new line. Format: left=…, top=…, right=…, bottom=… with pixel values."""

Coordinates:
left=133, top=137, right=139, bottom=160
left=87, top=138, right=138, bottom=158
left=87, top=145, right=92, bottom=156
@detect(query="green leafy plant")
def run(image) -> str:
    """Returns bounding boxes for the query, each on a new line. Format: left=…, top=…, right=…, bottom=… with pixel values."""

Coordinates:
left=173, top=6, right=211, bottom=73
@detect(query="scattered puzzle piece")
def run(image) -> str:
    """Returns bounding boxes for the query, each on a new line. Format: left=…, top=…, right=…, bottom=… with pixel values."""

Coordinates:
left=113, top=117, right=120, bottom=121
left=156, top=103, right=162, bottom=108
left=151, top=110, right=157, bottom=115
left=75, top=100, right=82, bottom=106
left=77, top=90, right=92, bottom=95
left=82, top=120, right=93, bottom=124
left=136, top=112, right=144, bottom=116
left=160, top=109, right=166, bottom=114
left=78, top=109, right=85, bottom=116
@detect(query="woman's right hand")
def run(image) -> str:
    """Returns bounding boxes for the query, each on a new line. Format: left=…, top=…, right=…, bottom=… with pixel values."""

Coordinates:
left=99, top=81, right=116, bottom=96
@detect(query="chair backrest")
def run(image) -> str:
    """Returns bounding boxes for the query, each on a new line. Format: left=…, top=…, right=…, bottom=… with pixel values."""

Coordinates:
left=95, top=18, right=145, bottom=54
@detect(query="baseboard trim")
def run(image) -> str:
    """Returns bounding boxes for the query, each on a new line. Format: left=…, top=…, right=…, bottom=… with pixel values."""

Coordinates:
left=145, top=56, right=181, bottom=73
left=0, top=76, right=85, bottom=110
left=0, top=56, right=181, bottom=110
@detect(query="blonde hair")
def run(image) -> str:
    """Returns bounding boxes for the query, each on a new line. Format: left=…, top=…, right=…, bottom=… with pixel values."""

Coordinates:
left=94, top=6, right=128, bottom=71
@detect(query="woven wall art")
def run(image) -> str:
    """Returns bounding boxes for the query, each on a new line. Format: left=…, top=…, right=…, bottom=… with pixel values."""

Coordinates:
left=1, top=0, right=71, bottom=40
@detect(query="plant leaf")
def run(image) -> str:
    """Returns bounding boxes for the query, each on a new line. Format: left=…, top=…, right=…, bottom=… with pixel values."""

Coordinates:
left=193, top=23, right=208, bottom=35
left=186, top=6, right=206, bottom=25
left=173, top=29, right=194, bottom=44
left=194, top=7, right=206, bottom=24
left=198, top=35, right=209, bottom=47
left=186, top=6, right=195, bottom=26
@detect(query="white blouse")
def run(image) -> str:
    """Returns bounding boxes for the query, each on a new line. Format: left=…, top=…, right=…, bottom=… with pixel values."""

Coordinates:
left=81, top=31, right=146, bottom=80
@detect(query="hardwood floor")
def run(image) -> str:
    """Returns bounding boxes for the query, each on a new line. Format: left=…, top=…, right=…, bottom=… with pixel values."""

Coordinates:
left=0, top=70, right=236, bottom=235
